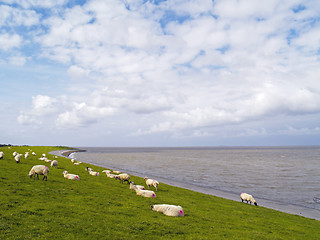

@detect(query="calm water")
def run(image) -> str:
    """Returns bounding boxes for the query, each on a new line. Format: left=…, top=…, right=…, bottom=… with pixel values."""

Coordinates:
left=71, top=146, right=320, bottom=211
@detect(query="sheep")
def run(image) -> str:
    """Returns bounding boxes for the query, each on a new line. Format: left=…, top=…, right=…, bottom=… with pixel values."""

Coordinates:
left=135, top=189, right=156, bottom=198
left=42, top=153, right=46, bottom=157
left=51, top=160, right=58, bottom=168
left=106, top=173, right=118, bottom=179
left=85, top=167, right=93, bottom=172
left=151, top=204, right=184, bottom=217
left=74, top=162, right=80, bottom=165
left=118, top=173, right=130, bottom=184
left=102, top=170, right=112, bottom=174
left=28, top=165, right=49, bottom=181
left=0, top=151, right=4, bottom=159
left=32, top=152, right=36, bottom=156
left=144, top=177, right=159, bottom=191
left=240, top=192, right=258, bottom=206
left=88, top=169, right=99, bottom=176
left=129, top=181, right=145, bottom=191
left=24, top=152, right=29, bottom=159
left=13, top=151, right=18, bottom=157
left=62, top=171, right=80, bottom=180
left=113, top=170, right=121, bottom=174
left=71, top=159, right=75, bottom=163
left=14, top=154, right=22, bottom=163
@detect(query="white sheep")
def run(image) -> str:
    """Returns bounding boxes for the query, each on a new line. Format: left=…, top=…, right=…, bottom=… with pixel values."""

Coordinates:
left=113, top=170, right=121, bottom=174
left=102, top=170, right=112, bottom=174
left=62, top=171, right=80, bottom=180
left=129, top=181, right=145, bottom=191
left=88, top=169, right=99, bottom=176
left=85, top=167, right=93, bottom=172
left=135, top=189, right=156, bottom=198
left=151, top=204, right=184, bottom=217
left=106, top=173, right=117, bottom=179
left=71, top=159, right=75, bottom=163
left=28, top=165, right=49, bottom=181
left=240, top=192, right=258, bottom=206
left=74, top=162, right=80, bottom=165
left=32, top=152, right=36, bottom=156
left=24, top=152, right=29, bottom=159
left=0, top=151, right=4, bottom=159
left=51, top=160, right=58, bottom=168
left=13, top=151, right=18, bottom=156
left=14, top=154, right=22, bottom=163
left=118, top=173, right=130, bottom=184
left=144, top=177, right=159, bottom=191
left=42, top=153, right=46, bottom=157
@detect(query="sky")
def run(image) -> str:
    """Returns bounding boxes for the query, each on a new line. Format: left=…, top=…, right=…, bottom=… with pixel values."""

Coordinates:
left=0, top=0, right=320, bottom=147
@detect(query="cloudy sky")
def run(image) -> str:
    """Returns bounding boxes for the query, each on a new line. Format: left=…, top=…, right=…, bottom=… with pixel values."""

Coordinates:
left=1, top=0, right=320, bottom=147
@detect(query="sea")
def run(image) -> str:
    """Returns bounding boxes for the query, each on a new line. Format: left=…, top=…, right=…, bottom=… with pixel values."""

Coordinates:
left=68, top=146, right=320, bottom=220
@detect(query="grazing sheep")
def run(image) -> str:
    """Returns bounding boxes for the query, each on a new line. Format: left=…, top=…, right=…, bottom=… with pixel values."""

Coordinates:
left=135, top=189, right=156, bottom=198
left=32, top=152, right=36, bottom=156
left=51, top=160, right=58, bottom=168
left=118, top=173, right=130, bottom=184
left=151, top=204, right=184, bottom=217
left=14, top=154, right=22, bottom=163
left=13, top=151, right=18, bottom=157
left=62, top=171, right=80, bottom=180
left=28, top=165, right=49, bottom=181
left=144, top=177, right=159, bottom=191
left=25, top=152, right=29, bottom=159
left=42, top=153, right=46, bottom=157
left=0, top=151, right=4, bottom=159
left=71, top=159, right=75, bottom=163
left=240, top=193, right=258, bottom=206
left=74, top=162, right=80, bottom=165
left=129, top=181, right=145, bottom=191
left=85, top=167, right=93, bottom=172
left=113, top=170, right=121, bottom=174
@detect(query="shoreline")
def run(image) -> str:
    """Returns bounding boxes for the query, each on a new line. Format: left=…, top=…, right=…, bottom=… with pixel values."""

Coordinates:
left=50, top=149, right=320, bottom=221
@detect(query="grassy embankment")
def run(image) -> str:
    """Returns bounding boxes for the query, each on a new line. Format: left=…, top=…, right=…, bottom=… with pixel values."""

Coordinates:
left=1, top=146, right=320, bottom=239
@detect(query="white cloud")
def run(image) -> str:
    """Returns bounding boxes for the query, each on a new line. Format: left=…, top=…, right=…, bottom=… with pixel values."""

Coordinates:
left=0, top=4, right=40, bottom=26
left=0, top=33, right=22, bottom=51
left=1, top=0, right=67, bottom=9
left=8, top=55, right=26, bottom=66
left=6, top=0, right=320, bottom=145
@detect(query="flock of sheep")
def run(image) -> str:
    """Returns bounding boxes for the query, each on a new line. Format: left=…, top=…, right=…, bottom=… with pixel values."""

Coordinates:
left=1, top=148, right=258, bottom=217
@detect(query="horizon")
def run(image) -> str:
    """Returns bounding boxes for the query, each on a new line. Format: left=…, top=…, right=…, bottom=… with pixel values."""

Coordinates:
left=1, top=0, right=320, bottom=147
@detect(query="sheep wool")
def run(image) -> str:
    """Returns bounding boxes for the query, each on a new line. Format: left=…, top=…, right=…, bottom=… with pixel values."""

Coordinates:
left=144, top=177, right=159, bottom=191
left=151, top=204, right=184, bottom=217
left=51, top=160, right=58, bottom=168
left=28, top=165, right=49, bottom=181
left=129, top=181, right=145, bottom=191
left=63, top=171, right=80, bottom=180
left=240, top=193, right=258, bottom=206
left=102, top=170, right=112, bottom=174
left=25, top=152, right=29, bottom=159
left=0, top=151, right=4, bottom=159
left=14, top=154, right=22, bottom=163
left=118, top=173, right=130, bottom=184
left=88, top=170, right=99, bottom=176
left=135, top=189, right=156, bottom=198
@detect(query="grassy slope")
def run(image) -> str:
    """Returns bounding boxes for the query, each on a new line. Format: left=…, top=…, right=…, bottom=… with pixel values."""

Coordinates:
left=0, top=146, right=319, bottom=240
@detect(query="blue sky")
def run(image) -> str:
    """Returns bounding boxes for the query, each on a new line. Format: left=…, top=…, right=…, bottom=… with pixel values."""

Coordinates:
left=0, top=0, right=320, bottom=147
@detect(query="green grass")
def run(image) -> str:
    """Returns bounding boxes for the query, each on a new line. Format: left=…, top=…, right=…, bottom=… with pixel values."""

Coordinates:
left=1, top=146, right=320, bottom=239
